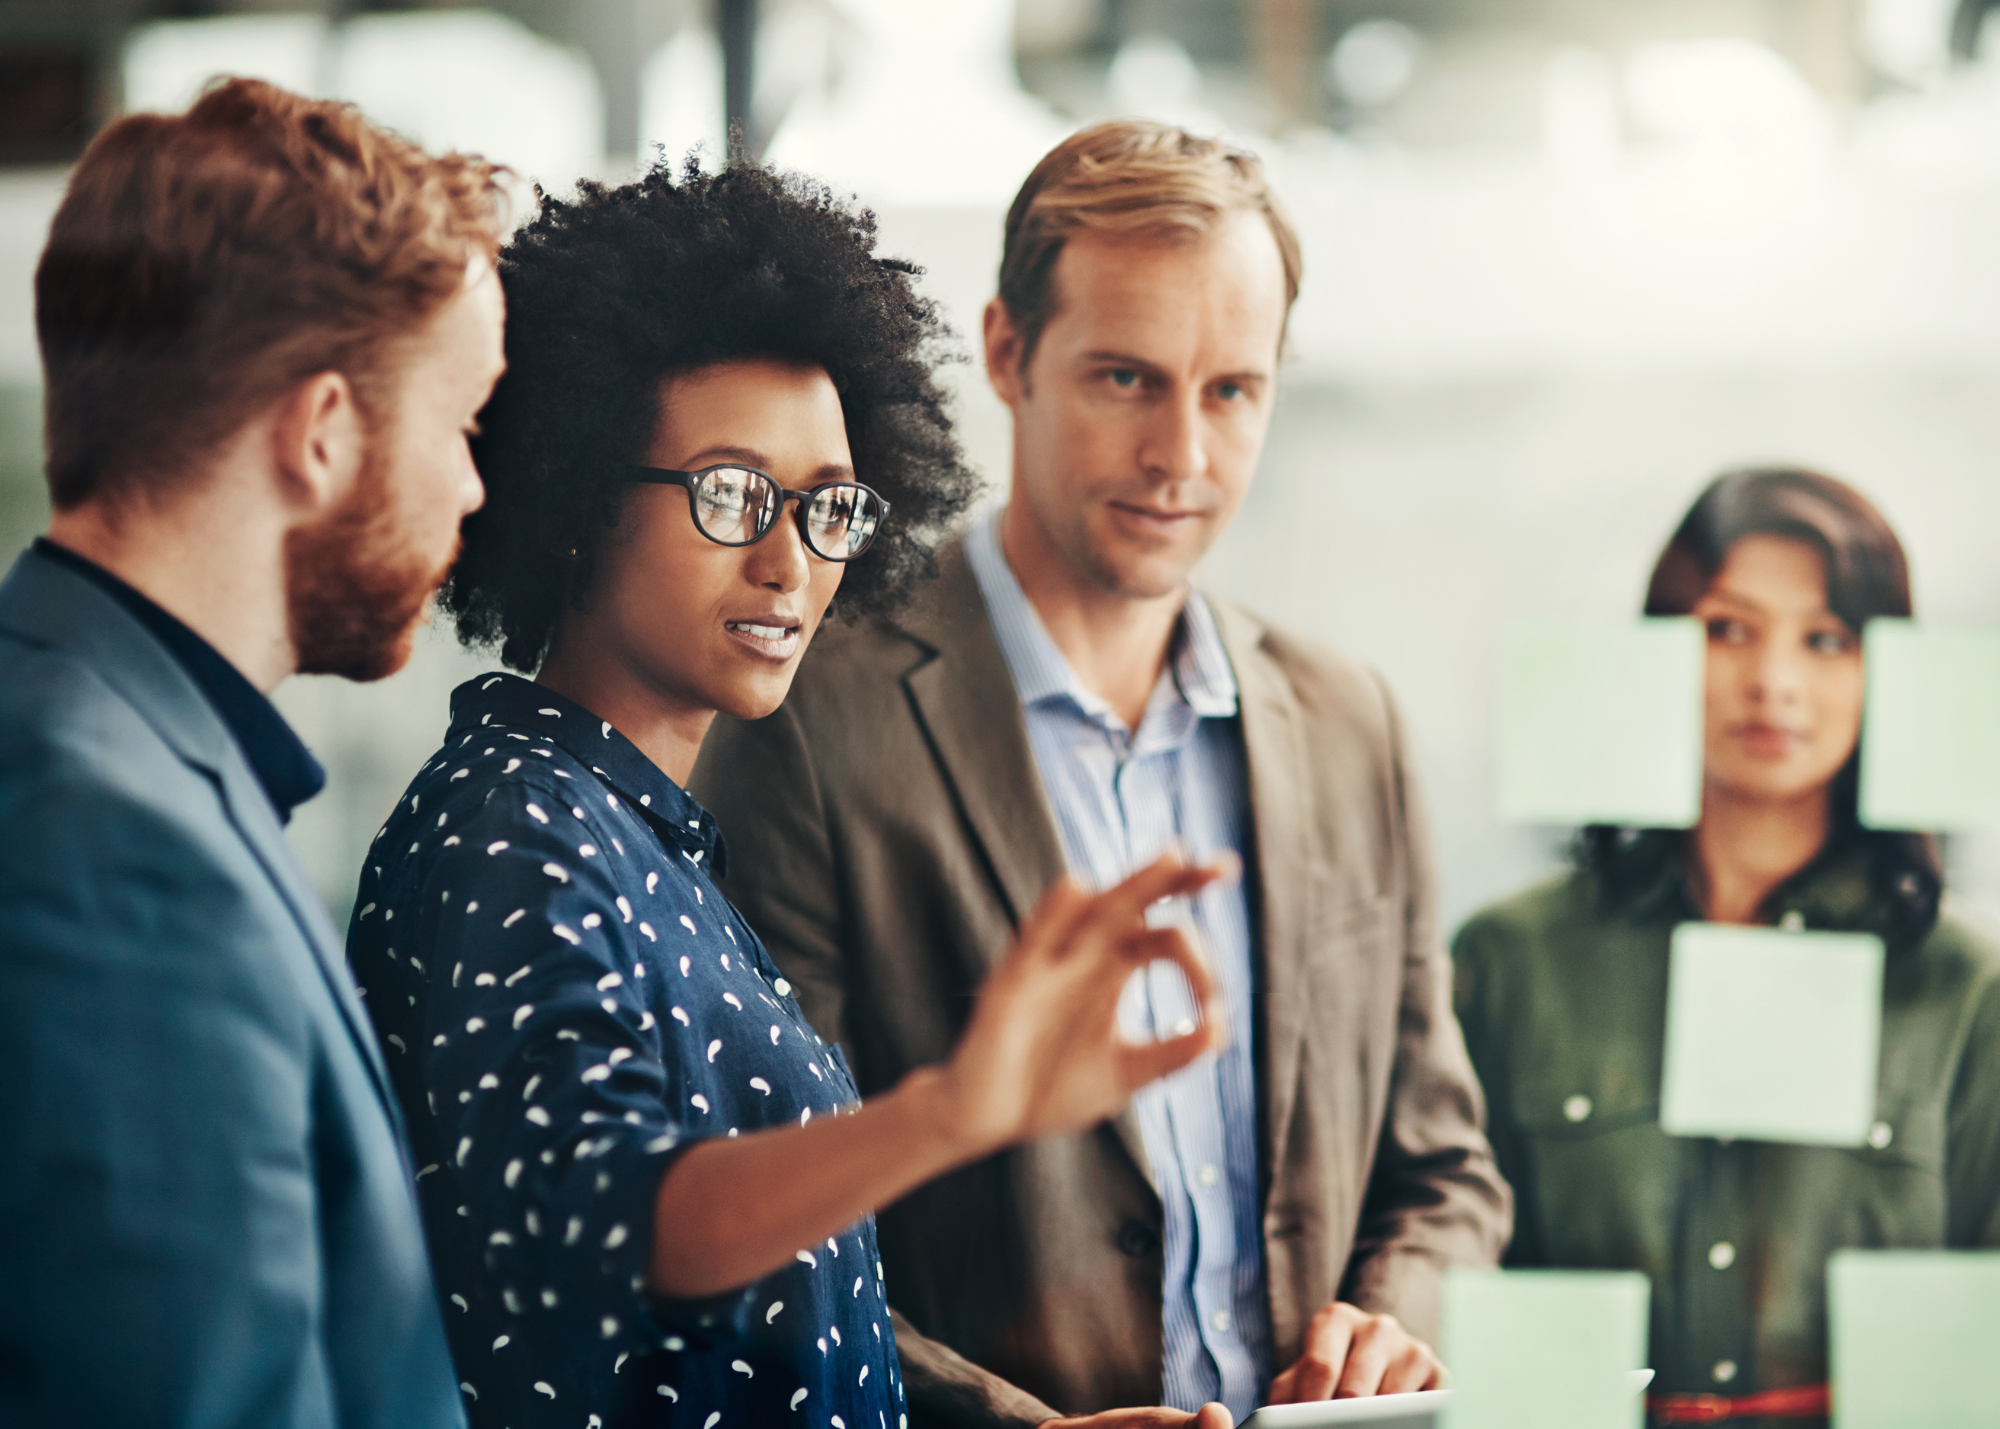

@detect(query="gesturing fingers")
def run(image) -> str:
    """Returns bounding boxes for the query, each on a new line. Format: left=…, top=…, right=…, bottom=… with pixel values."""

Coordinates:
left=1122, top=922, right=1221, bottom=1015
left=1058, top=852, right=1238, bottom=958
left=1012, top=874, right=1096, bottom=966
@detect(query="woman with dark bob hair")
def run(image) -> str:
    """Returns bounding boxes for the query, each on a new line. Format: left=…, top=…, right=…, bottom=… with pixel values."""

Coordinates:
left=1453, top=467, right=2000, bottom=1424
left=346, top=160, right=1236, bottom=1429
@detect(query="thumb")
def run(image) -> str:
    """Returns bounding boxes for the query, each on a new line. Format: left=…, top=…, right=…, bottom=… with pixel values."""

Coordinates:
left=1193, top=1405, right=1234, bottom=1429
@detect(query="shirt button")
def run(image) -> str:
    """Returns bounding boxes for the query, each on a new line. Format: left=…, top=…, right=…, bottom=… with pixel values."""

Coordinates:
left=1210, top=1309, right=1231, bottom=1334
left=1563, top=1094, right=1593, bottom=1123
left=1197, top=1163, right=1221, bottom=1188
left=1712, top=1360, right=1738, bottom=1384
left=773, top=978, right=792, bottom=998
left=1708, top=1241, right=1736, bottom=1270
left=1868, top=1120, right=1893, bottom=1149
left=1779, top=911, right=1805, bottom=932
left=1172, top=1016, right=1197, bottom=1037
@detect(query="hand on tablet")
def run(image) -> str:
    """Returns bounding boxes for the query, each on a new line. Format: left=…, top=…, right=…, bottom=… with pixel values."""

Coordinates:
left=1266, top=1303, right=1443, bottom=1403
left=1045, top=1403, right=1234, bottom=1429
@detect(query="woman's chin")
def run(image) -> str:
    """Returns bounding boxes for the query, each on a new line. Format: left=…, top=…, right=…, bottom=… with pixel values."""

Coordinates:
left=1706, top=763, right=1839, bottom=809
left=711, top=671, right=800, bottom=725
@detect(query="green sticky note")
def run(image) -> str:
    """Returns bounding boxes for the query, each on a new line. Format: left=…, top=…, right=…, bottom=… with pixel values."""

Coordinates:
left=1496, top=620, right=1704, bottom=828
left=1859, top=621, right=2000, bottom=832
left=1440, top=1268, right=1649, bottom=1429
left=1660, top=923, right=1883, bottom=1146
left=1830, top=1250, right=2000, bottom=1429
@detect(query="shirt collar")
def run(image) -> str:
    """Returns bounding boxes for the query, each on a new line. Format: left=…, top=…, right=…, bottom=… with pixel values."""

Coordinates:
left=445, top=671, right=727, bottom=872
left=31, top=538, right=326, bottom=823
left=964, top=506, right=1239, bottom=729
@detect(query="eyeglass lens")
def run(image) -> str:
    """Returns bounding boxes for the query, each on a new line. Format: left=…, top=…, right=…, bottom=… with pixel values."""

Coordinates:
left=692, top=467, right=882, bottom=559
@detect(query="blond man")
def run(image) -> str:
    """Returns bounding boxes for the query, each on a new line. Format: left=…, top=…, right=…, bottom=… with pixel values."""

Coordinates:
left=693, top=122, right=1511, bottom=1426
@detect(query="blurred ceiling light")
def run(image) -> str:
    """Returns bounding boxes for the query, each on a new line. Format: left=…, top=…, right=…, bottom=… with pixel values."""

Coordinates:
left=762, top=0, right=1063, bottom=206
left=1326, top=19, right=1422, bottom=110
left=123, top=14, right=328, bottom=114
left=1861, top=0, right=1958, bottom=85
left=1623, top=39, right=1832, bottom=160
left=1108, top=34, right=1203, bottom=115
left=123, top=10, right=602, bottom=192
left=330, top=12, right=602, bottom=193
left=640, top=26, right=726, bottom=169
left=749, top=0, right=840, bottom=150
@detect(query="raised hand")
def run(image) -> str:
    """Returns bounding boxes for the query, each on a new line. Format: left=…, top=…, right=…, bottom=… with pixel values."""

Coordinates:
left=933, top=852, right=1237, bottom=1155
left=649, top=852, right=1234, bottom=1298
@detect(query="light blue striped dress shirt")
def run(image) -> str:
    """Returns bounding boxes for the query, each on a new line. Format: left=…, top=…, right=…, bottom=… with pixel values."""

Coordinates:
left=967, top=511, right=1274, bottom=1419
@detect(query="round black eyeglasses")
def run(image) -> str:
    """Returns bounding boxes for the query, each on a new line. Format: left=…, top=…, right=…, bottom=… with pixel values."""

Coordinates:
left=625, top=464, right=890, bottom=562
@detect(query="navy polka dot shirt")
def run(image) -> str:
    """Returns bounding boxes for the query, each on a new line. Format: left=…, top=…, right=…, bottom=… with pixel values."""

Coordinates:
left=347, top=673, right=904, bottom=1429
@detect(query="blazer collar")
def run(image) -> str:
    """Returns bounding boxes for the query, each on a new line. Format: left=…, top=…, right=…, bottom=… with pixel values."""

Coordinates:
left=962, top=509, right=1240, bottom=725
left=0, top=548, right=240, bottom=777
left=0, top=550, right=402, bottom=1128
left=29, top=539, right=326, bottom=821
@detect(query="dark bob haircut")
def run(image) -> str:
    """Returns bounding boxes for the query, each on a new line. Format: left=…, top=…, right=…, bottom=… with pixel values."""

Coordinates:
left=443, top=157, right=979, bottom=671
left=1580, top=466, right=1943, bottom=948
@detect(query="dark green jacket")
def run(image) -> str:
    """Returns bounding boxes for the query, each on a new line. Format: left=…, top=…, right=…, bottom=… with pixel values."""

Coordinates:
left=1452, top=854, right=2000, bottom=1417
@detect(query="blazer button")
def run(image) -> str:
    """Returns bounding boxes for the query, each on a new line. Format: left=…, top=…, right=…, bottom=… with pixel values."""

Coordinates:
left=1117, top=1221, right=1159, bottom=1258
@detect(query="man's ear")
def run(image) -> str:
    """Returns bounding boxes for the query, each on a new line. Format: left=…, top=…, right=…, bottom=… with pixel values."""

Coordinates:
left=271, top=370, right=365, bottom=517
left=983, top=297, right=1029, bottom=409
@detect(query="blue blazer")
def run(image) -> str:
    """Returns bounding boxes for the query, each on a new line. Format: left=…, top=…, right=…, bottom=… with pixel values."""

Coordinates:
left=0, top=551, right=465, bottom=1428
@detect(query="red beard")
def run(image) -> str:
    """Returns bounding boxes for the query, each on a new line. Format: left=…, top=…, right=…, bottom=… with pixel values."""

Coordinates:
left=285, top=451, right=458, bottom=683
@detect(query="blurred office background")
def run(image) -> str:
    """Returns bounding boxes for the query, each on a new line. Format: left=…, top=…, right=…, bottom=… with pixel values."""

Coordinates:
left=3, top=0, right=1999, bottom=933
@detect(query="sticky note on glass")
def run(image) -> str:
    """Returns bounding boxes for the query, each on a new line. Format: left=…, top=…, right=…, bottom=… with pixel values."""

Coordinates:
left=1859, top=621, right=2000, bottom=832
left=1495, top=620, right=1704, bottom=827
left=1660, top=923, right=1882, bottom=1146
left=1829, top=1250, right=2000, bottom=1429
left=1440, top=1268, right=1649, bottom=1429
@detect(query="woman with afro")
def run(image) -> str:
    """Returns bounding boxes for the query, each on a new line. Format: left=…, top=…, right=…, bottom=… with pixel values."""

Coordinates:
left=345, top=158, right=1237, bottom=1429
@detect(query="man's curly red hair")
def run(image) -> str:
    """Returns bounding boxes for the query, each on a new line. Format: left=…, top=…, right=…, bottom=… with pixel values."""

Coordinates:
left=35, top=76, right=506, bottom=510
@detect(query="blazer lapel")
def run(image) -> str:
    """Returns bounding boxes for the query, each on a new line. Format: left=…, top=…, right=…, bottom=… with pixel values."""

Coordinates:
left=210, top=748, right=402, bottom=1122
left=0, top=554, right=401, bottom=1125
left=1214, top=600, right=1318, bottom=1210
left=897, top=542, right=1069, bottom=942
left=897, top=541, right=1159, bottom=1193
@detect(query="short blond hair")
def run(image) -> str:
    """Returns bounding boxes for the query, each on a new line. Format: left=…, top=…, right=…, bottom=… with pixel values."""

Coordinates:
left=998, top=120, right=1302, bottom=366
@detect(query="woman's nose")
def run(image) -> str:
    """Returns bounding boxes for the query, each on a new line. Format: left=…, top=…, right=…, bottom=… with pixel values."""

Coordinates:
left=745, top=499, right=812, bottom=592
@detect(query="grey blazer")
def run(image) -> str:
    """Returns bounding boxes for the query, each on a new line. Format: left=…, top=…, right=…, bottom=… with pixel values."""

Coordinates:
left=692, top=540, right=1513, bottom=1424
left=0, top=551, right=465, bottom=1429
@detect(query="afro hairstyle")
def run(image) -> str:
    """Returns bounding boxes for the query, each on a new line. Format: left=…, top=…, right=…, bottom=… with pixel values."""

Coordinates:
left=443, top=156, right=980, bottom=672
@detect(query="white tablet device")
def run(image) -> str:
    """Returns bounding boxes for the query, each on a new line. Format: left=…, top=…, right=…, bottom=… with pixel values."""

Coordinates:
left=1237, top=1389, right=1450, bottom=1428
left=1236, top=1371, right=1655, bottom=1429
